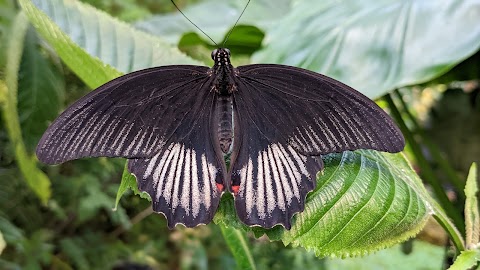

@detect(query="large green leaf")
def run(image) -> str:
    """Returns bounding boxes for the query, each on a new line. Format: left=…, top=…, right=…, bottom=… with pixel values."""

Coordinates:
left=253, top=0, right=480, bottom=98
left=215, top=151, right=431, bottom=257
left=20, top=0, right=200, bottom=90
left=30, top=0, right=200, bottom=72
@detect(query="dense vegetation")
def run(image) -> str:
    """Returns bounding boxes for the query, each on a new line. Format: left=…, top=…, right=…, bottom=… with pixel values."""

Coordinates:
left=0, top=0, right=479, bottom=269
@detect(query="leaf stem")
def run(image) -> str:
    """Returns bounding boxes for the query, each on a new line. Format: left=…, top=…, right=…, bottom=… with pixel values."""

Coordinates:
left=431, top=201, right=465, bottom=253
left=219, top=224, right=257, bottom=270
left=384, top=93, right=465, bottom=234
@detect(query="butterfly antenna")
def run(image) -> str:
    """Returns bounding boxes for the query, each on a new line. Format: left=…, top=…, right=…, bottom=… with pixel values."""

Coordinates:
left=223, top=0, right=251, bottom=47
left=170, top=0, right=218, bottom=46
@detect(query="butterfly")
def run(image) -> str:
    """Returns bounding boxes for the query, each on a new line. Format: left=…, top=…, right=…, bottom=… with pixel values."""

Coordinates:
left=36, top=48, right=405, bottom=229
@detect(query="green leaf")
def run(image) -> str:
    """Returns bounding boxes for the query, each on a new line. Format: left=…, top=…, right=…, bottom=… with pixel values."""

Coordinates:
left=23, top=0, right=199, bottom=78
left=1, top=11, right=51, bottom=204
left=448, top=249, right=480, bottom=270
left=114, top=163, right=151, bottom=211
left=216, top=151, right=431, bottom=257
left=136, top=0, right=291, bottom=44
left=465, top=163, right=480, bottom=249
left=220, top=225, right=257, bottom=270
left=253, top=0, right=480, bottom=99
left=18, top=26, right=65, bottom=152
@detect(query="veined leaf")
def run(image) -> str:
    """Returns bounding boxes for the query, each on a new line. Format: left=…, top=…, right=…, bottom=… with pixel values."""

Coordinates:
left=19, top=0, right=200, bottom=89
left=253, top=0, right=480, bottom=99
left=215, top=151, right=431, bottom=257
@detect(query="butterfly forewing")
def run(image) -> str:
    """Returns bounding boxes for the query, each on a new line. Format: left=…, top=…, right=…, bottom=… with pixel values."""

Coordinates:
left=235, top=64, right=405, bottom=155
left=36, top=66, right=210, bottom=164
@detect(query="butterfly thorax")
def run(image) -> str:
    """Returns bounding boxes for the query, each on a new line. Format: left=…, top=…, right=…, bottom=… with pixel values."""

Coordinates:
left=210, top=48, right=236, bottom=154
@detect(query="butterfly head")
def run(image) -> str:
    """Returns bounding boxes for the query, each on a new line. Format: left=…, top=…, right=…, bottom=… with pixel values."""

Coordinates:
left=211, top=48, right=232, bottom=67
left=211, top=48, right=236, bottom=94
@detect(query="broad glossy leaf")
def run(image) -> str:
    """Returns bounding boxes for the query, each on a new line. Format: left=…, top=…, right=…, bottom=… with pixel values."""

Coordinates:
left=253, top=0, right=480, bottom=98
left=215, top=150, right=431, bottom=257
left=30, top=0, right=199, bottom=71
left=20, top=0, right=200, bottom=89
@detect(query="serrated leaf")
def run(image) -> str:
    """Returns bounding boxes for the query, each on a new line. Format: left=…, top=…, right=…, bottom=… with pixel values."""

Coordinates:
left=114, top=163, right=151, bottom=211
left=18, top=26, right=65, bottom=152
left=215, top=151, right=431, bottom=257
left=465, top=162, right=480, bottom=249
left=253, top=0, right=480, bottom=99
left=448, top=249, right=480, bottom=270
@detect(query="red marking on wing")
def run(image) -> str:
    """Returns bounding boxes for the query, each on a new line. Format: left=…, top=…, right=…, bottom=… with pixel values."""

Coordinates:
left=216, top=183, right=224, bottom=192
left=232, top=185, right=240, bottom=195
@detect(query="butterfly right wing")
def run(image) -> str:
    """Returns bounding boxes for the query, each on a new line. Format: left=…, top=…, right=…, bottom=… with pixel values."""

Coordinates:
left=36, top=65, right=212, bottom=164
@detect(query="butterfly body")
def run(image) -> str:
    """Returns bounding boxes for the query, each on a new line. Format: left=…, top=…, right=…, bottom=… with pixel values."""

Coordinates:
left=37, top=48, right=405, bottom=229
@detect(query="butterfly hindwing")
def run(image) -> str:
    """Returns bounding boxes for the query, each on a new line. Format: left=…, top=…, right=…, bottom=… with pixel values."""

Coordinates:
left=128, top=82, right=227, bottom=228
left=36, top=66, right=211, bottom=164
left=230, top=131, right=323, bottom=229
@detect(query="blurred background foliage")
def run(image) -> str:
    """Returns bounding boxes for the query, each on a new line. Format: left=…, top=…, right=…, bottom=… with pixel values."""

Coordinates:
left=0, top=0, right=479, bottom=269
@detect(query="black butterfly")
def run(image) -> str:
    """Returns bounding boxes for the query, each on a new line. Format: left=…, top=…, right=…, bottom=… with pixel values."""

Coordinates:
left=37, top=48, right=405, bottom=229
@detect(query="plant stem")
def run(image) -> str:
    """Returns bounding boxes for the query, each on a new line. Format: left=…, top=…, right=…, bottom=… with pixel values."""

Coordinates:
left=431, top=201, right=465, bottom=253
left=393, top=89, right=465, bottom=200
left=1, top=11, right=51, bottom=204
left=385, top=93, right=465, bottom=234
left=219, top=224, right=257, bottom=270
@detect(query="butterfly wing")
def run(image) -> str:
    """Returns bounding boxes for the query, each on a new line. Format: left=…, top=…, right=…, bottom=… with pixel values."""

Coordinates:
left=128, top=90, right=225, bottom=228
left=37, top=66, right=212, bottom=164
left=230, top=64, right=404, bottom=228
left=37, top=65, right=227, bottom=228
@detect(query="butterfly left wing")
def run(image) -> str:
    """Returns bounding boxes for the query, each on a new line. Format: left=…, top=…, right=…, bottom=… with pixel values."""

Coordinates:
left=230, top=64, right=404, bottom=228
left=128, top=91, right=226, bottom=228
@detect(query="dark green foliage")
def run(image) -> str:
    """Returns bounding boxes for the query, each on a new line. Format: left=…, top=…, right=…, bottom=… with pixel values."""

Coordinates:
left=1, top=0, right=480, bottom=269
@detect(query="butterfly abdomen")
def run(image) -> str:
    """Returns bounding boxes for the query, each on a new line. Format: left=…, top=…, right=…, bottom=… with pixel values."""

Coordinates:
left=217, top=95, right=233, bottom=154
